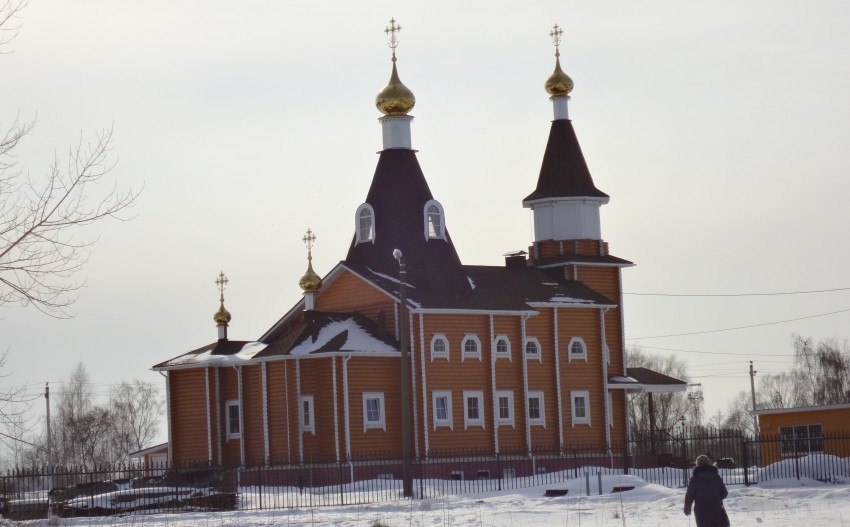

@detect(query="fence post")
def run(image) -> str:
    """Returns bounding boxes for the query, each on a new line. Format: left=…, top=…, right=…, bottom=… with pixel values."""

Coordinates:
left=496, top=454, right=502, bottom=492
left=623, top=447, right=629, bottom=476
left=742, top=439, right=749, bottom=487
left=573, top=450, right=578, bottom=479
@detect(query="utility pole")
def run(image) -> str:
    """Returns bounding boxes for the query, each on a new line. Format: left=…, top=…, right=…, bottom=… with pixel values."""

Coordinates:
left=749, top=361, right=759, bottom=437
left=394, top=249, right=413, bottom=498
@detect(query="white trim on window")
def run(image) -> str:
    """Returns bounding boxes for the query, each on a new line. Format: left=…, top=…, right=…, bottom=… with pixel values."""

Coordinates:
left=567, top=337, right=588, bottom=362
left=494, top=335, right=511, bottom=360
left=363, top=392, right=386, bottom=432
left=571, top=390, right=591, bottom=427
left=461, top=334, right=482, bottom=362
left=524, top=337, right=541, bottom=362
left=432, top=390, right=453, bottom=430
left=430, top=334, right=449, bottom=361
left=494, top=390, right=514, bottom=427
left=528, top=391, right=545, bottom=426
left=355, top=203, right=375, bottom=244
left=423, top=199, right=446, bottom=241
left=463, top=390, right=485, bottom=429
left=300, top=395, right=315, bottom=435
left=226, top=400, right=241, bottom=439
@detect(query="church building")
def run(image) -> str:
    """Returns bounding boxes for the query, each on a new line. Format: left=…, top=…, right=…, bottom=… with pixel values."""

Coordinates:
left=154, top=22, right=679, bottom=469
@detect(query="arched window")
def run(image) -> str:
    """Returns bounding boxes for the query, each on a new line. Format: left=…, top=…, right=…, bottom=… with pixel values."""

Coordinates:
left=423, top=200, right=445, bottom=240
left=494, top=335, right=511, bottom=359
left=567, top=337, right=587, bottom=362
left=524, top=337, right=541, bottom=361
left=355, top=204, right=375, bottom=244
left=461, top=334, right=481, bottom=361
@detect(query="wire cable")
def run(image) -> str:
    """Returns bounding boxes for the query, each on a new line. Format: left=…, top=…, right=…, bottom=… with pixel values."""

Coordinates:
left=624, top=286, right=850, bottom=297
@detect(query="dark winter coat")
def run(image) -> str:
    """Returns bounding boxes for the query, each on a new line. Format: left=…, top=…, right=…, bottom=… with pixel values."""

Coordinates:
left=684, top=465, right=729, bottom=527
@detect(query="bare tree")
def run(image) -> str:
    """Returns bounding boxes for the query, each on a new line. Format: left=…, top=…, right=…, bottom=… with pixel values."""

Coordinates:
left=109, top=380, right=164, bottom=461
left=626, top=345, right=694, bottom=437
left=1, top=1, right=139, bottom=318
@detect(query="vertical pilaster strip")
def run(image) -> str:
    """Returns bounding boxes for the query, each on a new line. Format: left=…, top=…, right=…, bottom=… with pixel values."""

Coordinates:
left=332, top=357, right=340, bottom=463
left=553, top=309, right=564, bottom=452
left=261, top=362, right=269, bottom=465
left=343, top=355, right=352, bottom=460
left=165, top=371, right=173, bottom=465
left=215, top=368, right=221, bottom=465
left=296, top=359, right=303, bottom=464
left=601, top=308, right=611, bottom=450
left=205, top=368, right=212, bottom=463
left=489, top=314, right=499, bottom=454
left=237, top=366, right=245, bottom=467
left=409, top=310, right=419, bottom=457
left=418, top=314, right=429, bottom=457
left=521, top=315, right=532, bottom=454
left=394, top=302, right=399, bottom=340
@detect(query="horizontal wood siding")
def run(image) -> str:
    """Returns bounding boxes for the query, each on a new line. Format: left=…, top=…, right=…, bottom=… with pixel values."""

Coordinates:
left=241, top=365, right=264, bottom=465
left=218, top=367, right=241, bottom=466
left=576, top=265, right=620, bottom=302
left=346, top=356, right=404, bottom=457
left=558, top=308, right=606, bottom=445
left=526, top=309, right=559, bottom=448
left=169, top=369, right=208, bottom=465
left=265, top=361, right=295, bottom=465
left=300, top=357, right=338, bottom=462
left=317, top=271, right=395, bottom=335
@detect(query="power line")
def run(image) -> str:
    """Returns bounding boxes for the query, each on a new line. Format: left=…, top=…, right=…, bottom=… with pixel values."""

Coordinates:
left=635, top=345, right=795, bottom=357
left=627, top=307, right=850, bottom=340
left=624, top=286, right=850, bottom=297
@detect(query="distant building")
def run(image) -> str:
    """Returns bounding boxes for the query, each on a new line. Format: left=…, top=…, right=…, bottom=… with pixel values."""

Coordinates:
left=752, top=403, right=850, bottom=465
left=153, top=24, right=679, bottom=469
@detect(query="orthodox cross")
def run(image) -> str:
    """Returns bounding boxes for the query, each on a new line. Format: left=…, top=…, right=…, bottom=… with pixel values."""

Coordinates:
left=385, top=17, right=401, bottom=61
left=215, top=271, right=228, bottom=302
left=549, top=23, right=563, bottom=58
left=303, top=228, right=316, bottom=263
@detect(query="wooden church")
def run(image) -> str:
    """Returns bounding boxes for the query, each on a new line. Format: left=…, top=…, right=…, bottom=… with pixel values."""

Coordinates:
left=154, top=23, right=681, bottom=469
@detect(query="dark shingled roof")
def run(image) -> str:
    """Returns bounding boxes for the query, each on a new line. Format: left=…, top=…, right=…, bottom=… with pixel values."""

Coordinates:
left=344, top=149, right=472, bottom=302
left=533, top=253, right=634, bottom=268
left=523, top=120, right=608, bottom=203
left=256, top=311, right=399, bottom=358
left=152, top=340, right=251, bottom=369
left=626, top=367, right=688, bottom=387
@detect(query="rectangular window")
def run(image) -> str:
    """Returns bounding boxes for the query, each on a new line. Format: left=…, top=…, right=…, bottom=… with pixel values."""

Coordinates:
left=226, top=400, right=240, bottom=439
left=300, top=395, right=315, bottom=434
left=528, top=391, right=545, bottom=426
left=463, top=390, right=485, bottom=428
left=779, top=424, right=823, bottom=456
left=495, top=390, right=514, bottom=426
left=571, top=390, right=591, bottom=426
left=363, top=392, right=386, bottom=431
left=432, top=391, right=453, bottom=429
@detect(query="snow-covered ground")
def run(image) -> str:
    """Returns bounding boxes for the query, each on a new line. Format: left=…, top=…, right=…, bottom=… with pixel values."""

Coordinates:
left=10, top=475, right=850, bottom=527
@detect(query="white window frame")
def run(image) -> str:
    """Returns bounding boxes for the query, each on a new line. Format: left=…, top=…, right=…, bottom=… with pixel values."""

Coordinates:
left=299, top=395, right=315, bottom=435
left=779, top=424, right=824, bottom=456
left=571, top=390, right=591, bottom=427
left=355, top=203, right=375, bottom=244
left=494, top=390, right=514, bottom=426
left=568, top=336, right=588, bottom=362
left=423, top=199, right=446, bottom=241
left=430, top=334, right=449, bottom=361
left=362, top=392, right=386, bottom=432
left=524, top=337, right=542, bottom=362
left=461, top=334, right=482, bottom=362
left=225, top=400, right=241, bottom=439
left=463, top=390, right=485, bottom=429
left=494, top=335, right=511, bottom=360
left=432, top=390, right=453, bottom=430
left=528, top=391, right=545, bottom=426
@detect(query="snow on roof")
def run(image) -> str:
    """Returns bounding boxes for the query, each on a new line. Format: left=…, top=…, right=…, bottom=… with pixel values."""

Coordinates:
left=467, top=276, right=476, bottom=290
left=162, top=341, right=267, bottom=368
left=548, top=295, right=595, bottom=304
left=289, top=318, right=397, bottom=356
left=366, top=266, right=417, bottom=289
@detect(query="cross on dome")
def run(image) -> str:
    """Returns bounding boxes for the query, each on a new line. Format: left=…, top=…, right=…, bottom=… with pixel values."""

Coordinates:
left=215, top=271, right=229, bottom=301
left=385, top=17, right=401, bottom=60
left=549, top=23, right=563, bottom=57
left=303, top=228, right=316, bottom=260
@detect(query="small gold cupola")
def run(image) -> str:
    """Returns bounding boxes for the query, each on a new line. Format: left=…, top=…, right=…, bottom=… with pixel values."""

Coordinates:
left=544, top=24, right=573, bottom=120
left=299, top=229, right=322, bottom=310
left=375, top=18, right=415, bottom=116
left=214, top=271, right=231, bottom=340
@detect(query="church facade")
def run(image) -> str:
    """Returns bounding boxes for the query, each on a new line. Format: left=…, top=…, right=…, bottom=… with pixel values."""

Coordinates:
left=154, top=25, right=671, bottom=469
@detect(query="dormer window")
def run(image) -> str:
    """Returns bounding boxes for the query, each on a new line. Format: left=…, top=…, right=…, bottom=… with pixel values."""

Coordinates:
left=355, top=204, right=375, bottom=244
left=423, top=200, right=446, bottom=241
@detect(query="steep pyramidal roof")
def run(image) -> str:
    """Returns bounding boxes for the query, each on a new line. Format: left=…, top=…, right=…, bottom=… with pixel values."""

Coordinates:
left=523, top=119, right=608, bottom=203
left=344, top=149, right=472, bottom=302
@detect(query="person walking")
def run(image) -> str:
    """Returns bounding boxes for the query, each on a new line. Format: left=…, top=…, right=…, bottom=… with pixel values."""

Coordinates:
left=684, top=454, right=729, bottom=526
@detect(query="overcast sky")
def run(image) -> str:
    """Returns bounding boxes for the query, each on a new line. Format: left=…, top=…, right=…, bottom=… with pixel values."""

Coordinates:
left=3, top=1, right=850, bottom=432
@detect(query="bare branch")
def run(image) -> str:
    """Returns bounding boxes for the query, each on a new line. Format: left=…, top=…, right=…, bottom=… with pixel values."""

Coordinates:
left=0, top=0, right=27, bottom=51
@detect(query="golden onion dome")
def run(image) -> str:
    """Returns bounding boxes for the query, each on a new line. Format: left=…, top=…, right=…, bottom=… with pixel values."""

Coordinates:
left=376, top=61, right=415, bottom=115
left=213, top=303, right=231, bottom=325
left=545, top=56, right=574, bottom=97
left=299, top=262, right=322, bottom=293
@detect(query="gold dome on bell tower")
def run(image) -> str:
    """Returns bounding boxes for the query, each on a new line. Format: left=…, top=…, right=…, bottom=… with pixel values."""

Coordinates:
left=375, top=18, right=415, bottom=116
left=544, top=24, right=573, bottom=97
